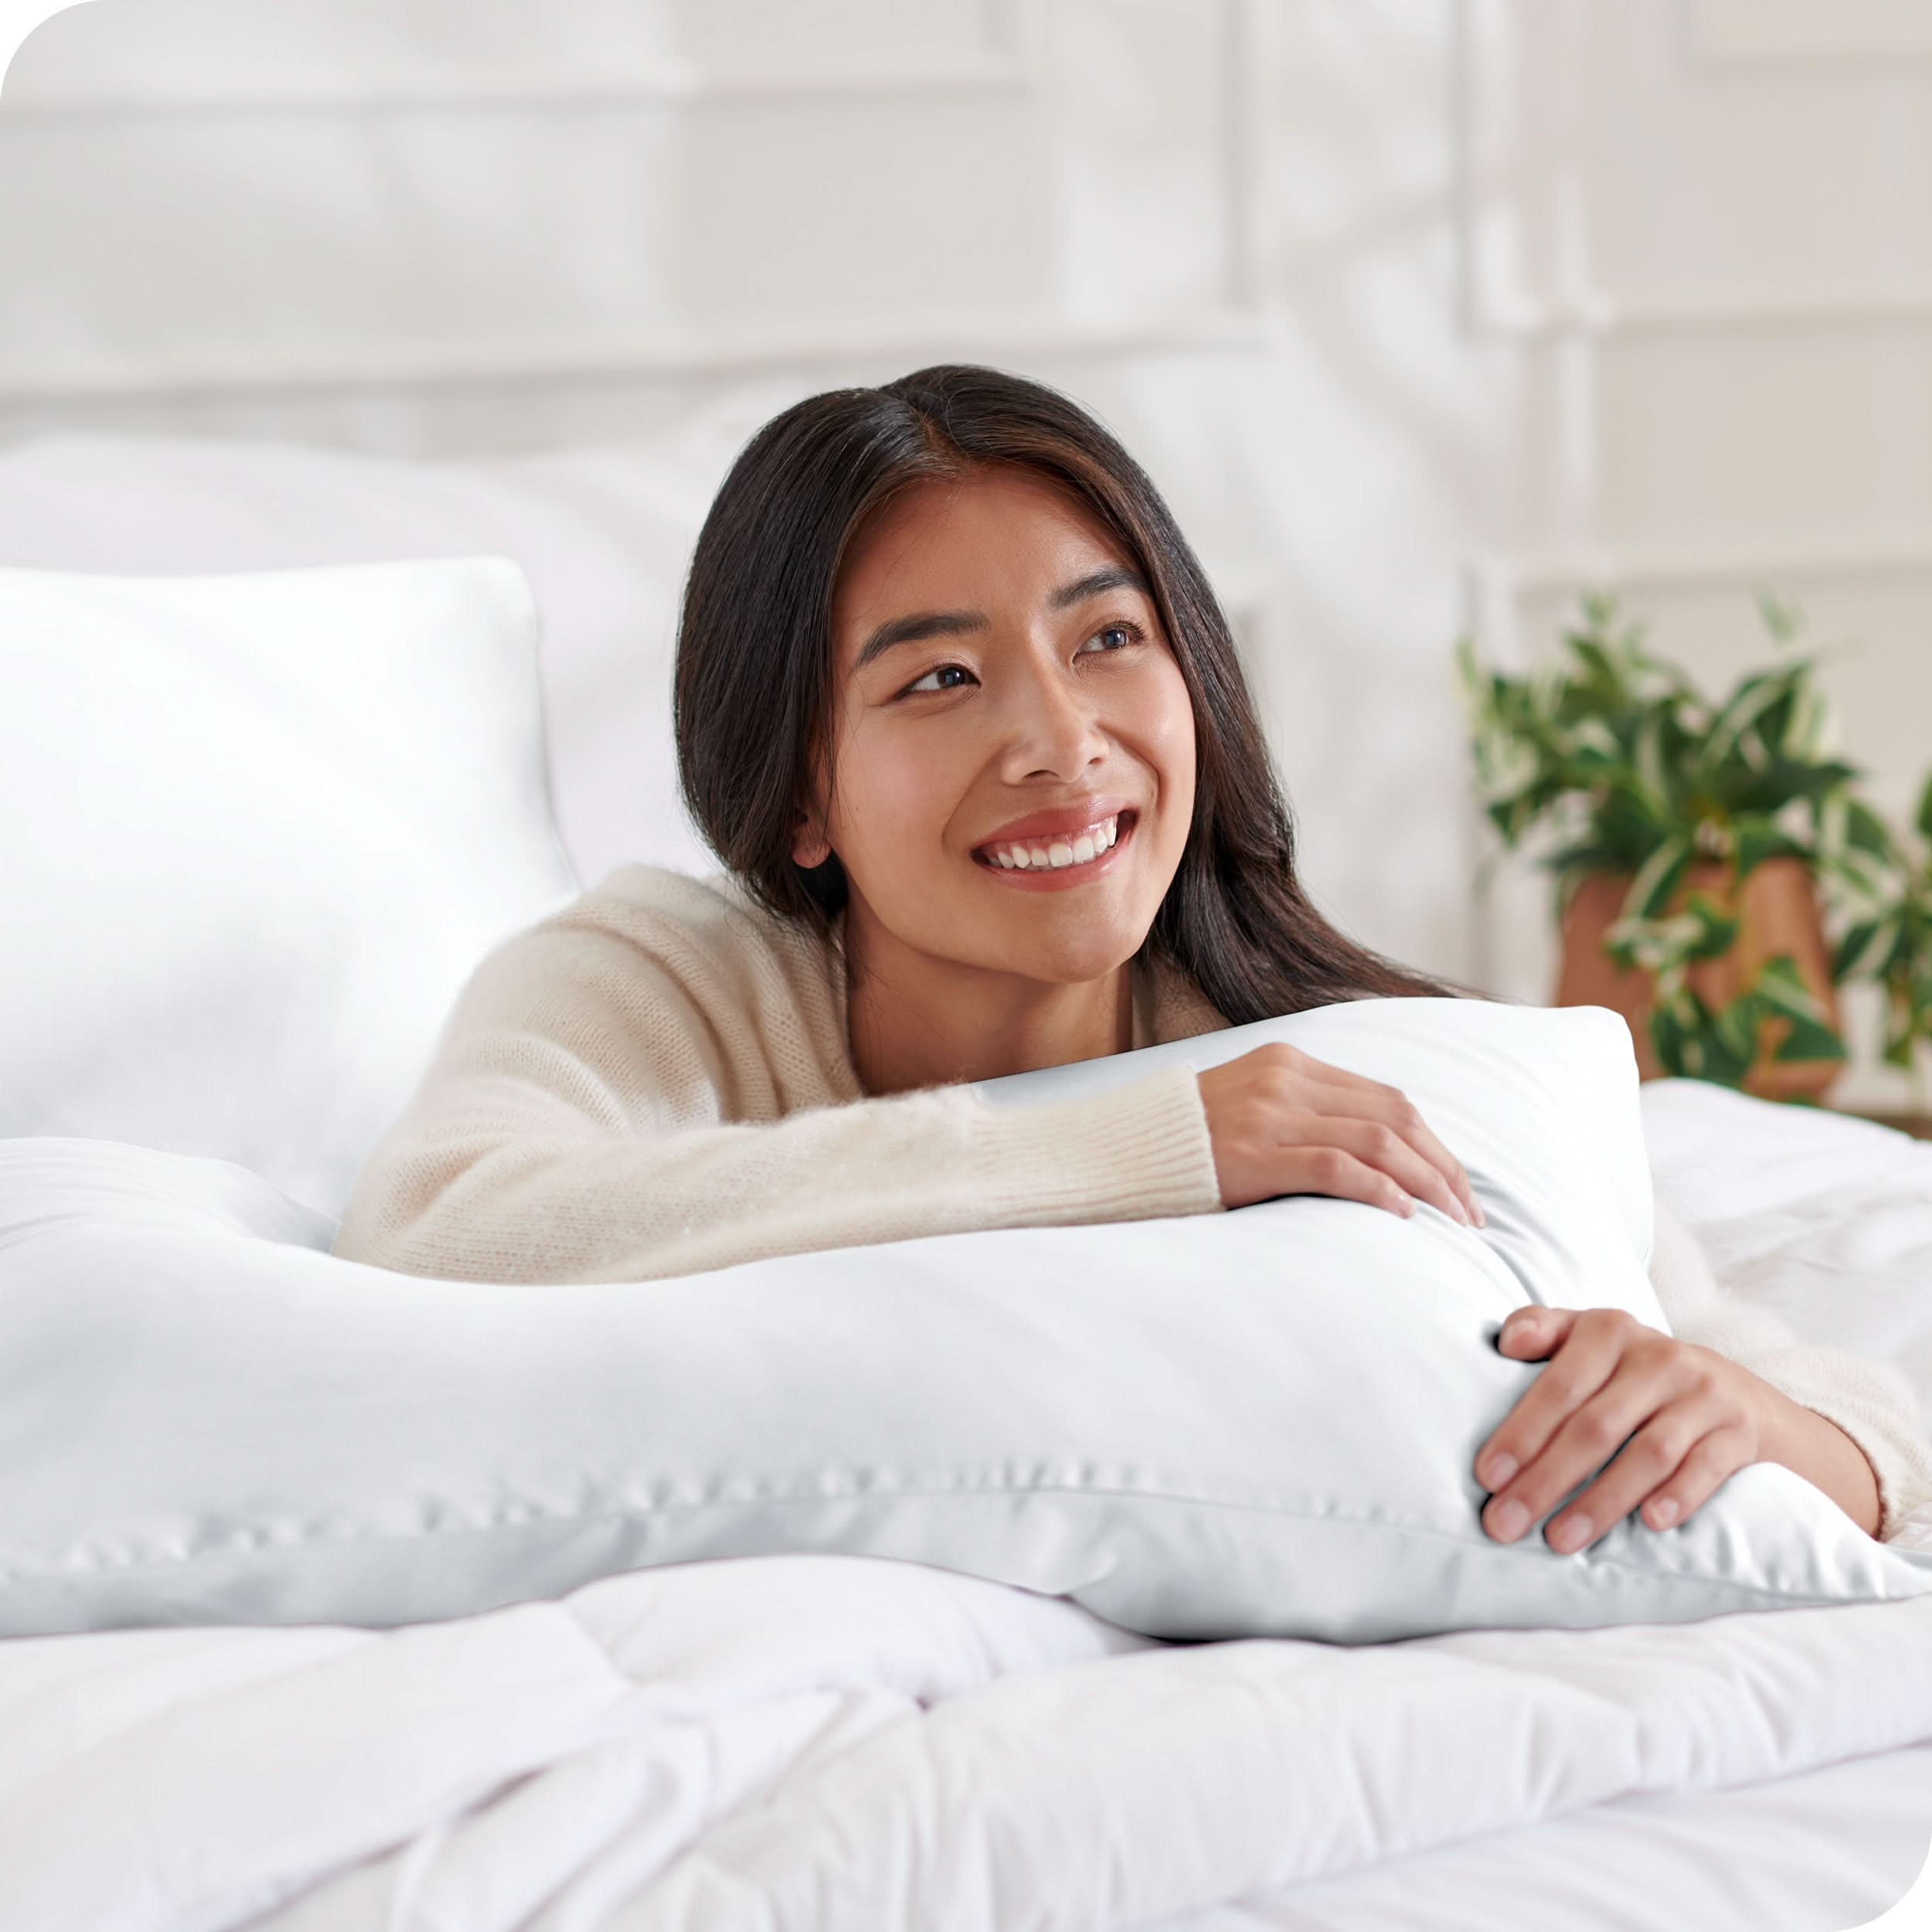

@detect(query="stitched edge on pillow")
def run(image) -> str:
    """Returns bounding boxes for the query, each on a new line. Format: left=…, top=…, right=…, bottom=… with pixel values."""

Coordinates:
left=4, top=1479, right=1907, bottom=1612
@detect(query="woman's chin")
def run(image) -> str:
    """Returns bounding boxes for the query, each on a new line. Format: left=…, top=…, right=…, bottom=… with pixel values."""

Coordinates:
left=993, top=925, right=1142, bottom=988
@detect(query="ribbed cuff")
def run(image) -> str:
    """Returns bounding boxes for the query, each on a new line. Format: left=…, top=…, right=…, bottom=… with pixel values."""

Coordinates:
left=963, top=1060, right=1224, bottom=1226
left=1755, top=1353, right=1932, bottom=1543
left=1795, top=1395, right=1932, bottom=1544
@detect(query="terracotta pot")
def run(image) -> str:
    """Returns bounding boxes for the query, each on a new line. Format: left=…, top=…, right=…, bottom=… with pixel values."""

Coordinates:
left=1553, top=854, right=1844, bottom=1102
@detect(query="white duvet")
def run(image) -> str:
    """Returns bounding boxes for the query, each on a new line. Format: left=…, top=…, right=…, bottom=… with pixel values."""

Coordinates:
left=5, top=1075, right=1932, bottom=1932
left=4, top=1548, right=1930, bottom=1932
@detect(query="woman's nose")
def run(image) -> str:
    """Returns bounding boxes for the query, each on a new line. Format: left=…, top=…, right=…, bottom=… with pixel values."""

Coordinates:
left=1001, top=659, right=1108, bottom=775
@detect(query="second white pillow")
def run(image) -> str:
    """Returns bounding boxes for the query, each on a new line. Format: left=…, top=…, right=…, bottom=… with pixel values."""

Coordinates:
left=0, top=556, right=582, bottom=1221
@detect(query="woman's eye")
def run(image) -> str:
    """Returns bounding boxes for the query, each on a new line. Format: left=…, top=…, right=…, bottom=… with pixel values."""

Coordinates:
left=900, top=663, right=975, bottom=698
left=896, top=621, right=1145, bottom=699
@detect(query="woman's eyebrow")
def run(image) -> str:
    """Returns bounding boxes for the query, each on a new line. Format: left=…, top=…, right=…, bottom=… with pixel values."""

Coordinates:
left=853, top=565, right=1151, bottom=673
left=854, top=607, right=986, bottom=673
left=1047, top=564, right=1149, bottom=609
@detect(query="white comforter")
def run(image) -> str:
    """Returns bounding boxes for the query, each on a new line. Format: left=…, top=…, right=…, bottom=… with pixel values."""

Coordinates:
left=5, top=1076, right=1932, bottom=1932
left=5, top=1553, right=1931, bottom=1931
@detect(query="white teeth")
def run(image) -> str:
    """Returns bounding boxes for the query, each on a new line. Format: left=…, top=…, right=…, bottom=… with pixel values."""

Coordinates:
left=981, top=811, right=1124, bottom=872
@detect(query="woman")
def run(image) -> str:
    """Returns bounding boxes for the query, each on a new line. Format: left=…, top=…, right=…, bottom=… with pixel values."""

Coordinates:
left=332, top=364, right=1930, bottom=1548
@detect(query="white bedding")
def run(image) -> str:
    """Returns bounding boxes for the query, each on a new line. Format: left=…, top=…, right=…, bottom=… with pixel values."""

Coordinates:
left=3, top=1077, right=1931, bottom=1931
left=5, top=1550, right=1928, bottom=1931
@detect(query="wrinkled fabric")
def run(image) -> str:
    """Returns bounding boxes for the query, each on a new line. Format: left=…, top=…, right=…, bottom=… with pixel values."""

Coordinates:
left=1, top=1552, right=1929, bottom=1932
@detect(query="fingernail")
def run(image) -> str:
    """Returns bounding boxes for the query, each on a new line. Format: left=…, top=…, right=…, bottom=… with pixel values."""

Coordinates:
left=1475, top=1204, right=1488, bottom=1227
left=1549, top=1515, right=1592, bottom=1553
left=1481, top=1453, right=1517, bottom=1490
left=1649, top=1498, right=1679, bottom=1527
left=1491, top=1498, right=1529, bottom=1540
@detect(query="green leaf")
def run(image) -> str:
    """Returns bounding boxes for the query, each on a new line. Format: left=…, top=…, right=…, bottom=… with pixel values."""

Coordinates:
left=1753, top=952, right=1823, bottom=1013
left=1833, top=916, right=1902, bottom=983
left=1772, top=1015, right=1849, bottom=1063
left=1700, top=1001, right=1760, bottom=1087
left=1650, top=998, right=1692, bottom=1077
left=1726, top=756, right=1862, bottom=818
left=1682, top=892, right=1740, bottom=961
left=1563, top=634, right=1624, bottom=696
left=1883, top=1036, right=1916, bottom=1070
left=1696, top=662, right=1813, bottom=780
left=1716, top=993, right=1760, bottom=1058
left=1747, top=957, right=1849, bottom=1063
left=1546, top=838, right=1622, bottom=878
left=1832, top=917, right=1885, bottom=982
left=1606, top=909, right=1702, bottom=973
left=1630, top=708, right=1676, bottom=818
left=1779, top=679, right=1832, bottom=761
left=1752, top=684, right=1797, bottom=760
left=1594, top=787, right=1679, bottom=859
left=1844, top=797, right=1894, bottom=859
left=1918, top=768, right=1932, bottom=845
left=1732, top=815, right=1804, bottom=879
left=1623, top=833, right=1694, bottom=920
left=1756, top=585, right=1804, bottom=646
left=1565, top=717, right=1623, bottom=765
left=1816, top=838, right=1895, bottom=908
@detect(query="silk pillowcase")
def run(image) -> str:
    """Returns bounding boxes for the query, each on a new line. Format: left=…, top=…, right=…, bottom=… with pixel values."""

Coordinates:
left=5, top=995, right=1930, bottom=1643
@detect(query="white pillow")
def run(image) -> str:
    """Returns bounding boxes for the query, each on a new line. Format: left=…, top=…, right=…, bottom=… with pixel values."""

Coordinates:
left=3, top=998, right=1928, bottom=1644
left=0, top=557, right=581, bottom=1221
left=0, top=410, right=808, bottom=887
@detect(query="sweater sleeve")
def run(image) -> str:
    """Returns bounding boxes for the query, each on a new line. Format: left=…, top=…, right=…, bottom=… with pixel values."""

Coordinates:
left=1649, top=1187, right=1932, bottom=1544
left=328, top=916, right=1226, bottom=1287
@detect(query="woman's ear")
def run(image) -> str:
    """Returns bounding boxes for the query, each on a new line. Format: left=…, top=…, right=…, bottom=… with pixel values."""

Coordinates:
left=791, top=810, right=832, bottom=869
left=793, top=745, right=835, bottom=868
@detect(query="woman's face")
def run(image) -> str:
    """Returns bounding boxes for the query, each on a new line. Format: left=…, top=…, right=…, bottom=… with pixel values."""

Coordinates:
left=801, top=465, right=1197, bottom=989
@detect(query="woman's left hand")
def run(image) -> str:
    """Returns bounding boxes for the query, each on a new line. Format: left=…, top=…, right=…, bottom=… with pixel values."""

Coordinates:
left=1475, top=1304, right=1781, bottom=1553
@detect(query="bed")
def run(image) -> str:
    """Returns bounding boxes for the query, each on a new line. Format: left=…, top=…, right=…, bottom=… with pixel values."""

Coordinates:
left=2, top=425, right=1931, bottom=1931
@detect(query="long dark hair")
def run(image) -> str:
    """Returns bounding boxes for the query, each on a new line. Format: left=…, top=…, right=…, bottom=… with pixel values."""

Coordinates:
left=674, top=363, right=1488, bottom=1023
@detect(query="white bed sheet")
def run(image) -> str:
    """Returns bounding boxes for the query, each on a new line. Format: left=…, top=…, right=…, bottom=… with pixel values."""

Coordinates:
left=1139, top=1743, right=1932, bottom=1932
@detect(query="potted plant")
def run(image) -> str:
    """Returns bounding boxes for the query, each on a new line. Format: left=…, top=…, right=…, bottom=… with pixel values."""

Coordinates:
left=1833, top=770, right=1932, bottom=1101
left=1454, top=588, right=1932, bottom=1105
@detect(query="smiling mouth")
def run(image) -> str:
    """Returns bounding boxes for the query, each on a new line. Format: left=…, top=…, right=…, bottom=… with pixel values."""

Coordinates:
left=971, top=809, right=1138, bottom=876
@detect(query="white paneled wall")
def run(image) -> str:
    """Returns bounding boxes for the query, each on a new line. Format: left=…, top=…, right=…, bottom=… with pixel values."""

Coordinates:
left=1458, top=0, right=1932, bottom=1107
left=0, top=0, right=1257, bottom=397
left=4, top=0, right=1930, bottom=1102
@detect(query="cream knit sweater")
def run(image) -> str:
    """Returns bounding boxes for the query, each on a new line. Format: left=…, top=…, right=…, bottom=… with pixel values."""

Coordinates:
left=331, top=862, right=1932, bottom=1543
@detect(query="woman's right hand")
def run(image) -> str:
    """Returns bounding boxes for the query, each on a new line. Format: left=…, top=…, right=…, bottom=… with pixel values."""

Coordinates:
left=1196, top=1042, right=1485, bottom=1226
